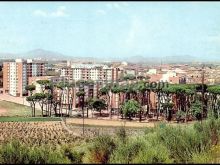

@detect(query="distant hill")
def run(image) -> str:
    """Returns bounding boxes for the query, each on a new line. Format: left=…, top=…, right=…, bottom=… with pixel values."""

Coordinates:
left=0, top=49, right=97, bottom=61
left=1, top=49, right=220, bottom=64
left=22, top=49, right=70, bottom=60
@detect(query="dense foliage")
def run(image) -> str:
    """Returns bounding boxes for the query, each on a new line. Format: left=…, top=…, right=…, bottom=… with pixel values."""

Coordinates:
left=121, top=99, right=141, bottom=120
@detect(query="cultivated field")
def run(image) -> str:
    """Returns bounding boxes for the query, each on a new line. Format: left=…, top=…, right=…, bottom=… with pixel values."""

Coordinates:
left=0, top=121, right=81, bottom=145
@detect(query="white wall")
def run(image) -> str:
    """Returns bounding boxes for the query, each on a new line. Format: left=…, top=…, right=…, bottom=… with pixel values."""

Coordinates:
left=9, top=62, right=17, bottom=96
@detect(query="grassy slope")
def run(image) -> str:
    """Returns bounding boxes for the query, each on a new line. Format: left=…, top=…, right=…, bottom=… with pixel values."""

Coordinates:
left=0, top=116, right=62, bottom=122
left=0, top=100, right=41, bottom=116
left=0, top=100, right=61, bottom=121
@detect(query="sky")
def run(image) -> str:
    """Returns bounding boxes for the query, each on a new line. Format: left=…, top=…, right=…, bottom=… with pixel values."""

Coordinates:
left=0, top=2, right=220, bottom=59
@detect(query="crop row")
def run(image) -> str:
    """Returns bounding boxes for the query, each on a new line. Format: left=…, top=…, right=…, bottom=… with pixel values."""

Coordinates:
left=0, top=121, right=80, bottom=145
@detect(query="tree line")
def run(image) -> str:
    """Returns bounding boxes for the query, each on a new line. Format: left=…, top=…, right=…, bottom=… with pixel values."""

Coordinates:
left=25, top=79, right=220, bottom=122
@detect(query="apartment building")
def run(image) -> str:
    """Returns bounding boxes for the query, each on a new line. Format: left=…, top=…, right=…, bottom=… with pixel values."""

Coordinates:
left=61, top=64, right=121, bottom=82
left=3, top=59, right=46, bottom=97
left=26, top=59, right=45, bottom=77
left=72, top=64, right=112, bottom=81
left=60, top=66, right=73, bottom=81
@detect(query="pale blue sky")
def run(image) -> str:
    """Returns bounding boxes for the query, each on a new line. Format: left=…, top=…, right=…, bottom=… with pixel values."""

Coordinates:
left=0, top=2, right=220, bottom=59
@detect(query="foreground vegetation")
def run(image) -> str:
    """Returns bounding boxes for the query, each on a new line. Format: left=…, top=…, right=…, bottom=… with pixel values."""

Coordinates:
left=0, top=116, right=219, bottom=164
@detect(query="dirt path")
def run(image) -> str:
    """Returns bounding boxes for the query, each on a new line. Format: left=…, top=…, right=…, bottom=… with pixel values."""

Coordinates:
left=60, top=118, right=81, bottom=137
left=66, top=118, right=194, bottom=128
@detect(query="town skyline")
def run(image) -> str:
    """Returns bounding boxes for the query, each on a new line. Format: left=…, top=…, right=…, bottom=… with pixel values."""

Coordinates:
left=0, top=2, right=220, bottom=60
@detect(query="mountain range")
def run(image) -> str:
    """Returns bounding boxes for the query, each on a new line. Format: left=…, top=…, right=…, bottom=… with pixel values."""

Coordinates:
left=0, top=49, right=219, bottom=64
left=0, top=49, right=98, bottom=62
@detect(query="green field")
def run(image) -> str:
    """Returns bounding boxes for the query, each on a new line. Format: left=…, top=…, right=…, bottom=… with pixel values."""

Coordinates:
left=0, top=116, right=62, bottom=122
left=0, top=100, right=41, bottom=116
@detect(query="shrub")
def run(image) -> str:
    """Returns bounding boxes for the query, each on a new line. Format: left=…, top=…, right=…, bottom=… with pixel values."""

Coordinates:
left=63, top=147, right=84, bottom=164
left=46, top=147, right=71, bottom=164
left=0, top=140, right=29, bottom=164
left=154, top=125, right=206, bottom=163
left=144, top=127, right=155, bottom=135
left=176, top=110, right=186, bottom=122
left=191, top=151, right=212, bottom=163
left=191, top=144, right=220, bottom=164
left=84, top=135, right=116, bottom=164
left=194, top=118, right=220, bottom=145
left=0, top=140, right=71, bottom=164
left=132, top=143, right=173, bottom=163
left=110, top=134, right=173, bottom=164
left=110, top=137, right=146, bottom=164
left=115, top=126, right=127, bottom=143
left=121, top=99, right=141, bottom=120
left=190, top=101, right=203, bottom=120
left=209, top=144, right=220, bottom=163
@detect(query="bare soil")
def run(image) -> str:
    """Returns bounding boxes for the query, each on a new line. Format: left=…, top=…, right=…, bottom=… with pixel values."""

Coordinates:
left=0, top=108, right=7, bottom=116
left=66, top=118, right=194, bottom=128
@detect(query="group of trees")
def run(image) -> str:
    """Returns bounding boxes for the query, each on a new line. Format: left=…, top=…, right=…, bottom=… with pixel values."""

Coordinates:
left=26, top=79, right=105, bottom=118
left=98, top=81, right=220, bottom=122
left=26, top=80, right=54, bottom=117
left=26, top=80, right=75, bottom=117
left=25, top=78, right=220, bottom=122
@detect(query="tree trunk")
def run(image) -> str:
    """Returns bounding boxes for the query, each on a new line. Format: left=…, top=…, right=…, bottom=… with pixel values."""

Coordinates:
left=50, top=103, right=52, bottom=116
left=47, top=102, right=49, bottom=116
left=185, top=96, right=190, bottom=123
left=146, top=91, right=150, bottom=118
left=156, top=92, right=160, bottom=120
left=185, top=108, right=188, bottom=123
left=117, top=93, right=120, bottom=119
left=61, top=104, right=63, bottom=117
left=109, top=94, right=112, bottom=119
left=139, top=109, right=142, bottom=122
left=33, top=104, right=35, bottom=117
left=41, top=104, right=44, bottom=116
left=30, top=103, right=33, bottom=117
left=54, top=103, right=57, bottom=116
